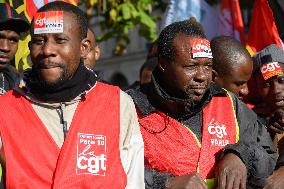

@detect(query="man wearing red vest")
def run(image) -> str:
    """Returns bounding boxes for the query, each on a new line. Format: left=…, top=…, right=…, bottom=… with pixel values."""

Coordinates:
left=0, top=2, right=144, bottom=188
left=127, top=18, right=276, bottom=189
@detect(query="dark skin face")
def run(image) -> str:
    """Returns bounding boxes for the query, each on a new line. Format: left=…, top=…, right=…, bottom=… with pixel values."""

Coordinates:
left=84, top=29, right=100, bottom=70
left=29, top=12, right=90, bottom=86
left=0, top=30, right=20, bottom=64
left=213, top=56, right=253, bottom=101
left=252, top=64, right=284, bottom=134
left=254, top=71, right=270, bottom=103
left=159, top=34, right=212, bottom=103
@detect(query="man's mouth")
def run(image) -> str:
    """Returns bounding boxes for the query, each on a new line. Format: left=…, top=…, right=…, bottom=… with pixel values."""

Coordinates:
left=38, top=65, right=60, bottom=69
left=35, top=61, right=62, bottom=69
left=0, top=53, right=10, bottom=61
left=191, top=86, right=206, bottom=96
left=274, top=98, right=284, bottom=107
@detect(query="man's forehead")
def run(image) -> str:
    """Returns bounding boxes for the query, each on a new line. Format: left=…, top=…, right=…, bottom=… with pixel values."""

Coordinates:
left=0, top=30, right=20, bottom=38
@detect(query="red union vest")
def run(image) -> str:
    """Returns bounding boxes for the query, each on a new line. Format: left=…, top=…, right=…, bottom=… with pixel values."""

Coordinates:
left=0, top=82, right=127, bottom=189
left=138, top=93, right=239, bottom=188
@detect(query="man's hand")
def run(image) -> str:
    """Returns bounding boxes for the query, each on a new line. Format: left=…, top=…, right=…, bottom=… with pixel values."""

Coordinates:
left=264, top=166, right=284, bottom=189
left=165, top=173, right=207, bottom=189
left=268, top=109, right=284, bottom=134
left=215, top=153, right=247, bottom=189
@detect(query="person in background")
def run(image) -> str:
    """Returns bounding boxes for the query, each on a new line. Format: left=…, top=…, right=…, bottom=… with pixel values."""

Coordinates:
left=83, top=27, right=100, bottom=70
left=211, top=36, right=253, bottom=101
left=127, top=41, right=158, bottom=89
left=0, top=3, right=29, bottom=94
left=0, top=2, right=144, bottom=188
left=127, top=18, right=276, bottom=189
left=139, top=57, right=157, bottom=85
left=248, top=44, right=284, bottom=189
left=250, top=44, right=284, bottom=135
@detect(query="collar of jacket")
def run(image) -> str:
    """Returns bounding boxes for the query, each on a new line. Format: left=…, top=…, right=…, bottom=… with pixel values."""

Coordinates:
left=127, top=69, right=226, bottom=119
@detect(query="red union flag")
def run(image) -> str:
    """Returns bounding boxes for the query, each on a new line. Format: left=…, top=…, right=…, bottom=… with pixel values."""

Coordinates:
left=246, top=0, right=284, bottom=54
left=218, top=0, right=245, bottom=44
left=25, top=0, right=78, bottom=20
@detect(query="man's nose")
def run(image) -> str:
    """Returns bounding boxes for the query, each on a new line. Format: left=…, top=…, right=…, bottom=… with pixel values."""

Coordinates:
left=42, top=40, right=57, bottom=57
left=194, top=66, right=207, bottom=82
left=0, top=39, right=10, bottom=52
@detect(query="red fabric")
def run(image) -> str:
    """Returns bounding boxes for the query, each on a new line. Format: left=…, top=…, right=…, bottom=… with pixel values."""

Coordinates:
left=138, top=95, right=237, bottom=179
left=25, top=0, right=38, bottom=20
left=199, top=96, right=237, bottom=179
left=246, top=103, right=255, bottom=109
left=5, top=3, right=12, bottom=18
left=219, top=0, right=245, bottom=44
left=25, top=0, right=78, bottom=20
left=0, top=82, right=126, bottom=189
left=247, top=0, right=283, bottom=53
left=139, top=111, right=200, bottom=176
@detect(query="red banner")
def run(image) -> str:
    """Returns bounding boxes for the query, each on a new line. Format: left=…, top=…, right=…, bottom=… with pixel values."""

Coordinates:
left=246, top=0, right=283, bottom=54
left=219, top=0, right=245, bottom=44
left=25, top=0, right=78, bottom=21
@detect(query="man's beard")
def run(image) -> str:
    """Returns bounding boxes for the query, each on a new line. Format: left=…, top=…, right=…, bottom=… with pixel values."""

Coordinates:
left=32, top=61, right=71, bottom=92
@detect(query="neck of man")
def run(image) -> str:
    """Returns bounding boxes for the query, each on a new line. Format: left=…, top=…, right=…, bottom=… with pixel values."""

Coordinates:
left=0, top=62, right=9, bottom=69
left=150, top=69, right=198, bottom=118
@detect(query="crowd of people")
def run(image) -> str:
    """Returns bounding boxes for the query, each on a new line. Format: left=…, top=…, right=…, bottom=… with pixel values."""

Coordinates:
left=0, top=1, right=284, bottom=189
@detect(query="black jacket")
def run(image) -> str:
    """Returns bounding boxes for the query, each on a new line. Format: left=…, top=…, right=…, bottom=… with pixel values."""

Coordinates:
left=127, top=71, right=276, bottom=189
left=0, top=65, right=20, bottom=95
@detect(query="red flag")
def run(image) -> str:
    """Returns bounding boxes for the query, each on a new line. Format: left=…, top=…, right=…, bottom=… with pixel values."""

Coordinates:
left=24, top=0, right=78, bottom=21
left=247, top=0, right=283, bottom=54
left=219, top=0, right=245, bottom=44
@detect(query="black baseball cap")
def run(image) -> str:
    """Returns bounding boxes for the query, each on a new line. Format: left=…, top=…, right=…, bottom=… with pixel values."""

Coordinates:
left=0, top=3, right=29, bottom=33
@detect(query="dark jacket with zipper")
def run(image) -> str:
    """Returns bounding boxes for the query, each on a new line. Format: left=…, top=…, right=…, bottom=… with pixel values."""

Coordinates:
left=0, top=64, right=20, bottom=95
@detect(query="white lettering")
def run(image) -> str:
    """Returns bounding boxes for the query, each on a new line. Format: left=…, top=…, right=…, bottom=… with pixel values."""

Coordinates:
left=208, top=118, right=227, bottom=138
left=210, top=139, right=230, bottom=146
left=77, top=154, right=107, bottom=174
left=77, top=156, right=88, bottom=169
left=261, top=62, right=281, bottom=74
left=35, top=17, right=46, bottom=26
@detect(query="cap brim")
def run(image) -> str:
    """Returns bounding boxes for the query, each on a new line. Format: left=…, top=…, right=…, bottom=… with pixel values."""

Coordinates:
left=0, top=18, right=30, bottom=33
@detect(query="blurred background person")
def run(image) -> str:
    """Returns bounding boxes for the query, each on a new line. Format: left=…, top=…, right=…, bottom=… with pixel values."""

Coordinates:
left=0, top=3, right=29, bottom=95
left=83, top=27, right=100, bottom=70
left=211, top=36, right=253, bottom=101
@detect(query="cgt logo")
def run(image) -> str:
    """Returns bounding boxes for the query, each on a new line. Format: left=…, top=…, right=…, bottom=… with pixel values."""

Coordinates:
left=208, top=118, right=227, bottom=138
left=261, top=62, right=281, bottom=74
left=34, top=13, right=46, bottom=27
left=191, top=38, right=212, bottom=58
left=76, top=133, right=107, bottom=176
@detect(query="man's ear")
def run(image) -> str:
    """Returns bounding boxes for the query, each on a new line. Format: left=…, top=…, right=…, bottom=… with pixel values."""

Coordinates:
left=158, top=58, right=167, bottom=72
left=80, top=38, right=91, bottom=59
left=212, top=69, right=220, bottom=83
left=94, top=46, right=101, bottom=61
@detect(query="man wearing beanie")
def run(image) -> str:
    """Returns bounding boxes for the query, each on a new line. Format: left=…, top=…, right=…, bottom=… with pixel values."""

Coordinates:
left=249, top=44, right=284, bottom=189
left=251, top=44, right=284, bottom=134
left=0, top=3, right=29, bottom=94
